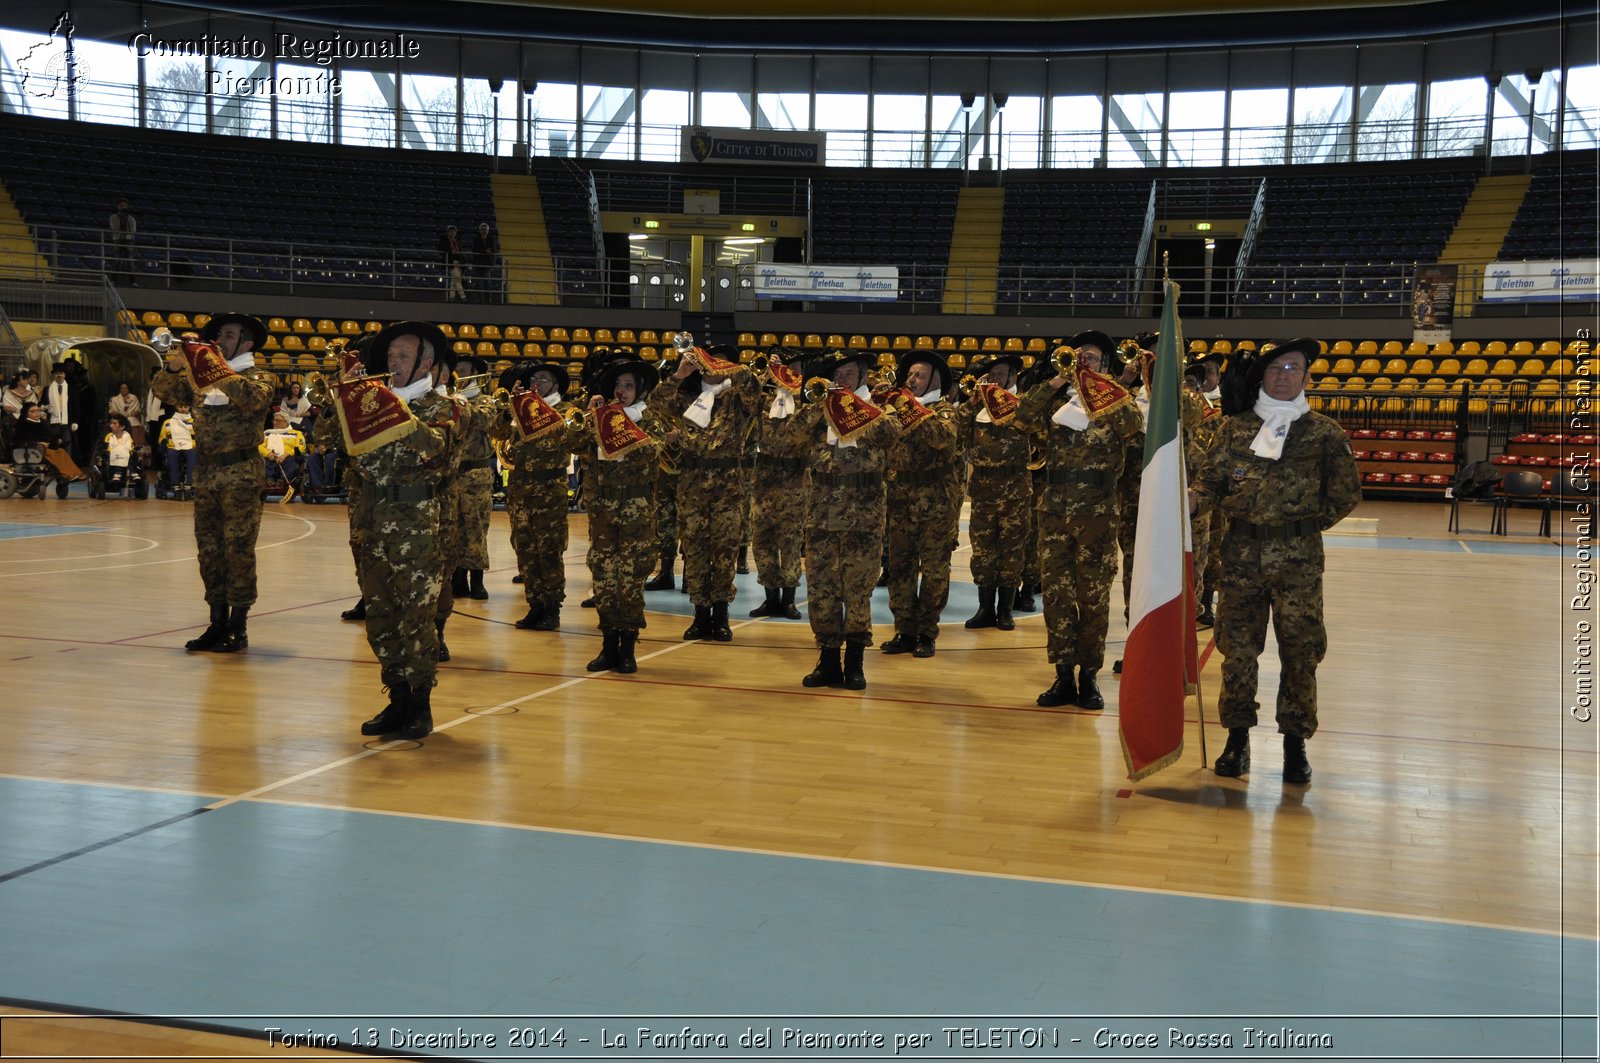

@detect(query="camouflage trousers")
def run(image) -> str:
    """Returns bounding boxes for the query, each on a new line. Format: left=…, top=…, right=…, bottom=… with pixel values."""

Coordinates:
left=451, top=466, right=495, bottom=569
left=1215, top=531, right=1327, bottom=739
left=678, top=468, right=744, bottom=606
left=507, top=474, right=570, bottom=609
left=653, top=467, right=679, bottom=557
left=886, top=479, right=961, bottom=640
left=805, top=528, right=878, bottom=649
left=1021, top=476, right=1042, bottom=586
left=1203, top=509, right=1225, bottom=592
left=347, top=479, right=369, bottom=583
left=1039, top=511, right=1119, bottom=671
left=966, top=467, right=1030, bottom=586
left=588, top=499, right=655, bottom=631
left=1118, top=474, right=1140, bottom=622
left=360, top=497, right=443, bottom=691
left=750, top=465, right=806, bottom=588
left=194, top=457, right=264, bottom=607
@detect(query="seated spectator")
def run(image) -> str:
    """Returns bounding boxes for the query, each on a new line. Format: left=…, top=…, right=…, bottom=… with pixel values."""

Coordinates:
left=108, top=382, right=142, bottom=430
left=3, top=369, right=39, bottom=423
left=261, top=411, right=307, bottom=488
left=278, top=380, right=312, bottom=429
left=103, top=415, right=135, bottom=493
left=14, top=401, right=51, bottom=451
left=159, top=403, right=197, bottom=495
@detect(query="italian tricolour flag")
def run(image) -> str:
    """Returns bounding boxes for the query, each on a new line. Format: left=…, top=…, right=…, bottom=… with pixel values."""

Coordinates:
left=1118, top=279, right=1201, bottom=781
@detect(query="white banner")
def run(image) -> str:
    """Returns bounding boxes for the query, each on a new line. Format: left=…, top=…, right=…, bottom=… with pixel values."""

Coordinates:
left=682, top=127, right=825, bottom=166
left=752, top=263, right=900, bottom=302
left=1481, top=259, right=1600, bottom=302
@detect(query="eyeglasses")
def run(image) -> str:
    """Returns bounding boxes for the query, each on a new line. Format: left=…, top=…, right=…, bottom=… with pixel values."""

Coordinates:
left=1262, top=362, right=1307, bottom=377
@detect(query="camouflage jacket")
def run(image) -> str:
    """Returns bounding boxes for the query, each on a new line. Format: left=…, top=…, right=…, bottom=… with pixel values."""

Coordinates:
left=646, top=368, right=761, bottom=462
left=457, top=393, right=497, bottom=464
left=1192, top=410, right=1362, bottom=531
left=774, top=401, right=901, bottom=533
left=150, top=365, right=275, bottom=454
left=347, top=388, right=460, bottom=496
left=1016, top=382, right=1143, bottom=519
left=958, top=395, right=1031, bottom=470
left=572, top=406, right=663, bottom=511
left=886, top=399, right=961, bottom=481
left=490, top=397, right=581, bottom=478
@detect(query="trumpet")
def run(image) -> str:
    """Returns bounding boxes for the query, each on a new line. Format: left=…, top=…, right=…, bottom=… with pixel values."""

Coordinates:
left=865, top=367, right=897, bottom=391
left=803, top=377, right=831, bottom=403
left=1117, top=338, right=1144, bottom=363
left=305, top=372, right=332, bottom=406
left=492, top=386, right=514, bottom=414
left=452, top=371, right=495, bottom=395
left=334, top=370, right=395, bottom=388
left=955, top=373, right=981, bottom=402
left=568, top=384, right=589, bottom=407
left=1051, top=345, right=1079, bottom=377
left=563, top=406, right=589, bottom=432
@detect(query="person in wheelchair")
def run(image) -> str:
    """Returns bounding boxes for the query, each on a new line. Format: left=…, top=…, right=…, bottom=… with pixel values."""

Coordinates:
left=100, top=415, right=142, bottom=496
left=260, top=411, right=308, bottom=497
left=9, top=401, right=74, bottom=499
left=158, top=403, right=197, bottom=499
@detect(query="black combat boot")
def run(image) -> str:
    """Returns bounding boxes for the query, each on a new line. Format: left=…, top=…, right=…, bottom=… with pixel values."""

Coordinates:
left=361, top=681, right=411, bottom=737
left=616, top=630, right=639, bottom=674
left=749, top=586, right=781, bottom=617
left=396, top=684, right=433, bottom=741
left=644, top=549, right=676, bottom=591
left=434, top=617, right=450, bottom=662
left=587, top=629, right=620, bottom=672
left=212, top=606, right=249, bottom=653
left=1076, top=667, right=1104, bottom=710
left=513, top=574, right=524, bottom=584
left=996, top=587, right=1016, bottom=631
left=340, top=597, right=367, bottom=622
left=1196, top=582, right=1216, bottom=627
left=802, top=647, right=843, bottom=688
left=964, top=586, right=997, bottom=629
left=842, top=641, right=867, bottom=690
left=779, top=586, right=802, bottom=620
left=1214, top=727, right=1251, bottom=778
left=515, top=601, right=545, bottom=629
left=881, top=632, right=916, bottom=655
left=683, top=604, right=711, bottom=640
left=1036, top=663, right=1077, bottom=707
left=737, top=543, right=750, bottom=574
left=451, top=568, right=470, bottom=597
left=533, top=602, right=561, bottom=631
left=468, top=569, right=488, bottom=600
left=1014, top=580, right=1037, bottom=612
left=913, top=635, right=936, bottom=658
left=1282, top=735, right=1312, bottom=785
left=708, top=601, right=733, bottom=641
left=185, top=603, right=227, bottom=652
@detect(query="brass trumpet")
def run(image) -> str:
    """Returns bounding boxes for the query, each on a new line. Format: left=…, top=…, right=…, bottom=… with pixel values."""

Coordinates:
left=563, top=406, right=589, bottom=432
left=803, top=377, right=831, bottom=403
left=492, top=386, right=514, bottom=414
left=865, top=367, right=897, bottom=391
left=305, top=372, right=332, bottom=406
left=1117, top=338, right=1144, bottom=362
left=452, top=370, right=495, bottom=395
left=955, top=373, right=981, bottom=402
left=1050, top=345, right=1079, bottom=376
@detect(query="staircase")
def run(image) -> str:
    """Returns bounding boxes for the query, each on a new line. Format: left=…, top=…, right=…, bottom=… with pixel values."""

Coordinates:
left=1437, top=174, right=1531, bottom=318
left=0, top=182, right=51, bottom=281
left=941, top=187, right=1005, bottom=315
left=490, top=174, right=558, bottom=306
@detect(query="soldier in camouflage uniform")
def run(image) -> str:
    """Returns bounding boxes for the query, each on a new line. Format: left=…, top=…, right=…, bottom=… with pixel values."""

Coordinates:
left=446, top=357, right=496, bottom=603
left=151, top=312, right=276, bottom=654
left=1015, top=356, right=1055, bottom=614
left=1191, top=339, right=1361, bottom=784
left=310, top=336, right=374, bottom=623
left=353, top=321, right=463, bottom=742
left=647, top=340, right=761, bottom=641
left=430, top=360, right=491, bottom=662
left=644, top=435, right=681, bottom=590
left=775, top=350, right=902, bottom=691
left=748, top=348, right=808, bottom=620
left=1110, top=335, right=1147, bottom=641
left=1016, top=344, right=1143, bottom=710
left=1194, top=354, right=1227, bottom=625
left=1182, top=362, right=1222, bottom=626
left=958, top=353, right=1030, bottom=632
left=492, top=362, right=579, bottom=631
left=880, top=351, right=962, bottom=658
left=578, top=358, right=662, bottom=674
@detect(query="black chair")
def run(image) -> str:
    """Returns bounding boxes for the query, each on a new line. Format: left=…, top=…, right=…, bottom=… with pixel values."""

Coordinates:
left=1447, top=462, right=1501, bottom=534
left=1493, top=469, right=1551, bottom=537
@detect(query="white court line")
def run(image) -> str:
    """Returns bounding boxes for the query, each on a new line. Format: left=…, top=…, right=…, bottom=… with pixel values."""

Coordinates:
left=0, top=533, right=159, bottom=563
left=4, top=510, right=318, bottom=576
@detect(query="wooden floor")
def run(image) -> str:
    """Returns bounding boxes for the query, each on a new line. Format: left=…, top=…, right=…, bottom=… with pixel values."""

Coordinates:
left=0, top=492, right=1593, bottom=1059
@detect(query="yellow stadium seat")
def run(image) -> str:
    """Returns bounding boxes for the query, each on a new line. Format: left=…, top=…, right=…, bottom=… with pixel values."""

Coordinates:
left=282, top=336, right=305, bottom=351
left=481, top=325, right=502, bottom=341
left=1356, top=358, right=1382, bottom=375
left=1410, top=358, right=1434, bottom=375
left=1003, top=337, right=1024, bottom=352
left=498, top=342, right=518, bottom=358
left=262, top=335, right=281, bottom=351
left=1397, top=377, right=1420, bottom=389
left=1436, top=358, right=1461, bottom=376
left=1456, top=341, right=1481, bottom=356
left=1422, top=377, right=1448, bottom=390
left=1368, top=376, right=1393, bottom=391
left=1490, top=358, right=1517, bottom=376
left=979, top=337, right=1001, bottom=352
left=546, top=343, right=566, bottom=359
left=340, top=320, right=362, bottom=336
left=1484, top=340, right=1507, bottom=357
left=266, top=352, right=290, bottom=369
left=1211, top=340, right=1232, bottom=355
left=1548, top=358, right=1574, bottom=376
left=849, top=335, right=867, bottom=349
left=472, top=341, right=493, bottom=357
left=1517, top=359, right=1546, bottom=376
left=1308, top=358, right=1330, bottom=375
left=525, top=326, right=547, bottom=342
left=549, top=327, right=570, bottom=343
left=1236, top=339, right=1257, bottom=353
left=1383, top=358, right=1408, bottom=375
left=308, top=336, right=328, bottom=351
left=1188, top=340, right=1207, bottom=355
left=638, top=346, right=658, bottom=361
left=869, top=335, right=891, bottom=351
left=1329, top=340, right=1354, bottom=356
left=1534, top=379, right=1561, bottom=394
left=1462, top=358, right=1489, bottom=376
left=619, top=330, right=639, bottom=345
left=504, top=325, right=525, bottom=341
left=948, top=354, right=966, bottom=369
left=292, top=318, right=313, bottom=334
left=452, top=341, right=472, bottom=356
left=191, top=313, right=211, bottom=331
left=1477, top=377, right=1502, bottom=392
left=1314, top=377, right=1340, bottom=391
left=893, top=336, right=912, bottom=350
left=1343, top=376, right=1367, bottom=390
left=458, top=324, right=479, bottom=340
left=1537, top=340, right=1561, bottom=357
left=316, top=319, right=338, bottom=335
left=959, top=337, right=980, bottom=352
left=572, top=328, right=591, bottom=343
left=570, top=344, right=589, bottom=359
left=595, top=328, right=614, bottom=344
left=1026, top=338, right=1047, bottom=353
left=436, top=323, right=455, bottom=338
left=1379, top=340, right=1403, bottom=357
left=937, top=336, right=957, bottom=351
left=522, top=343, right=542, bottom=358
left=1404, top=341, right=1428, bottom=356
left=1510, top=340, right=1534, bottom=357
left=166, top=312, right=192, bottom=330
left=1430, top=341, right=1454, bottom=356
left=1355, top=340, right=1378, bottom=356
left=781, top=333, right=800, bottom=347
left=140, top=311, right=164, bottom=327
left=915, top=336, right=935, bottom=350
left=737, top=332, right=756, bottom=347
left=1331, top=358, right=1356, bottom=376
left=805, top=334, right=824, bottom=349
left=640, top=330, right=660, bottom=345
left=267, top=317, right=289, bottom=333
left=826, top=334, right=846, bottom=348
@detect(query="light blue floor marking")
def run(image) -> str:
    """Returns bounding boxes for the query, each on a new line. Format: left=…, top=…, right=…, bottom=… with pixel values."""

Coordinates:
left=0, top=789, right=1591, bottom=1061
left=0, top=777, right=208, bottom=877
left=0, top=522, right=105, bottom=540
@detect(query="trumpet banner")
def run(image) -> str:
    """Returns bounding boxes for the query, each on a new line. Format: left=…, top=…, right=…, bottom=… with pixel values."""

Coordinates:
left=822, top=387, right=883, bottom=443
left=593, top=401, right=652, bottom=460
left=333, top=377, right=417, bottom=457
left=176, top=338, right=238, bottom=394
left=511, top=391, right=564, bottom=441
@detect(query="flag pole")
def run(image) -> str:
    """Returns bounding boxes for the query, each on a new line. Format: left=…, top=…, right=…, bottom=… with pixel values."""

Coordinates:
left=1166, top=250, right=1208, bottom=768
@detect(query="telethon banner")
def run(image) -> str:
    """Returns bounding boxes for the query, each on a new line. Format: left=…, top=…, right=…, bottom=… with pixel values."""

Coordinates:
left=1480, top=259, right=1600, bottom=303
left=752, top=263, right=900, bottom=302
left=681, top=126, right=826, bottom=166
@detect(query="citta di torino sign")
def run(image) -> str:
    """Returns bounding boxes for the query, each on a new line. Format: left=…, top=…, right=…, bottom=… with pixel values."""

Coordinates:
left=682, top=127, right=825, bottom=166
left=753, top=263, right=900, bottom=302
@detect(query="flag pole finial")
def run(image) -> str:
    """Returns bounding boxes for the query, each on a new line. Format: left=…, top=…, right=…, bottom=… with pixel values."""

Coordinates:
left=1162, top=250, right=1170, bottom=280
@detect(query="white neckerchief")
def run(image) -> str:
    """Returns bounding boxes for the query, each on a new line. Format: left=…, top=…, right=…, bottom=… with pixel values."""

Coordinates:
left=49, top=380, right=69, bottom=422
left=1134, top=393, right=1150, bottom=429
left=544, top=390, right=562, bottom=406
left=395, top=375, right=434, bottom=404
left=1205, top=386, right=1221, bottom=402
left=920, top=387, right=943, bottom=405
left=203, top=352, right=257, bottom=406
left=974, top=383, right=1018, bottom=424
left=1250, top=389, right=1311, bottom=460
left=459, top=385, right=482, bottom=400
left=1053, top=392, right=1090, bottom=430
left=684, top=378, right=732, bottom=428
left=825, top=384, right=873, bottom=448
left=766, top=388, right=795, bottom=420
left=597, top=400, right=648, bottom=460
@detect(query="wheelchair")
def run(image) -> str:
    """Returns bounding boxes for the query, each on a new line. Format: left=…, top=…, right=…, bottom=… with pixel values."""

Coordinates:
left=0, top=444, right=72, bottom=499
left=87, top=421, right=150, bottom=500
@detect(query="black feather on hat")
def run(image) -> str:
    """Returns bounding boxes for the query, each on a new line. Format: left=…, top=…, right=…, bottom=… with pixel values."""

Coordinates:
left=1068, top=329, right=1115, bottom=362
left=367, top=320, right=453, bottom=378
left=812, top=349, right=877, bottom=382
left=968, top=352, right=1025, bottom=379
left=527, top=361, right=571, bottom=397
left=581, top=346, right=629, bottom=391
left=895, top=350, right=953, bottom=397
left=595, top=357, right=659, bottom=401
left=201, top=312, right=268, bottom=352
